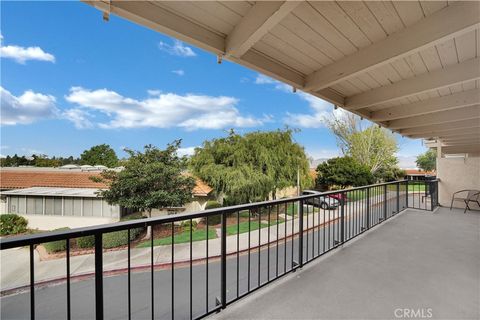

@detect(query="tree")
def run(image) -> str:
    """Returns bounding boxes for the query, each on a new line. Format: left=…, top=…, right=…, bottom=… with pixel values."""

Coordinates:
left=326, top=113, right=398, bottom=175
left=316, top=156, right=374, bottom=189
left=374, top=166, right=406, bottom=182
left=81, top=144, right=118, bottom=167
left=416, top=149, right=436, bottom=172
left=94, top=141, right=195, bottom=238
left=190, top=129, right=312, bottom=205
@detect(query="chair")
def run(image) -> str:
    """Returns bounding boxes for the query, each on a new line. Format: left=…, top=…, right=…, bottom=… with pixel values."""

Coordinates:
left=450, top=190, right=480, bottom=213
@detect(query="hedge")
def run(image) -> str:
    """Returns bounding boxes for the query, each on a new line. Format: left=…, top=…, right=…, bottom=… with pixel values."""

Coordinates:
left=43, top=228, right=70, bottom=253
left=77, top=213, right=145, bottom=249
left=204, top=201, right=222, bottom=225
left=102, top=228, right=143, bottom=249
left=0, top=214, right=28, bottom=236
left=77, top=235, right=95, bottom=249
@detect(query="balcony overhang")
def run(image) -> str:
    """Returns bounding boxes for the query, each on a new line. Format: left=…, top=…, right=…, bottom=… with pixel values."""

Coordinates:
left=83, top=1, right=480, bottom=154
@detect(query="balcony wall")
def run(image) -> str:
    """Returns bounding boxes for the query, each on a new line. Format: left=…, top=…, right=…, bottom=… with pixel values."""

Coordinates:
left=437, top=156, right=480, bottom=210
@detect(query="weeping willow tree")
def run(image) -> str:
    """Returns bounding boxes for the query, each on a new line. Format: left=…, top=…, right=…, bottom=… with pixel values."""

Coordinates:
left=190, top=129, right=312, bottom=205
left=326, top=113, right=399, bottom=177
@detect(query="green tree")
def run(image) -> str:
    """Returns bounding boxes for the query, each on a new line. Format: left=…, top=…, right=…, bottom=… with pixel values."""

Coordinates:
left=326, top=113, right=398, bottom=175
left=94, top=141, right=195, bottom=238
left=416, top=149, right=436, bottom=172
left=374, top=166, right=406, bottom=182
left=190, top=129, right=312, bottom=204
left=34, top=154, right=62, bottom=167
left=316, top=157, right=374, bottom=189
left=81, top=144, right=119, bottom=167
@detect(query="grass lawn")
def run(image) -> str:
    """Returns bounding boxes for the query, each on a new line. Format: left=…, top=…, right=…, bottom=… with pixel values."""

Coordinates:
left=284, top=203, right=323, bottom=216
left=346, top=190, right=368, bottom=201
left=406, top=184, right=426, bottom=192
left=136, top=227, right=217, bottom=248
left=285, top=203, right=299, bottom=216
left=226, top=220, right=281, bottom=236
left=386, top=183, right=426, bottom=192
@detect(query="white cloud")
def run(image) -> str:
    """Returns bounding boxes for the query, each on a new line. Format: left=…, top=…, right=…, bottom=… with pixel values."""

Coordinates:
left=1, top=86, right=58, bottom=125
left=285, top=93, right=348, bottom=128
left=396, top=155, right=418, bottom=169
left=147, top=89, right=162, bottom=96
left=62, top=108, right=94, bottom=129
left=255, top=74, right=291, bottom=92
left=177, top=146, right=197, bottom=157
left=64, top=87, right=265, bottom=130
left=172, top=69, right=185, bottom=76
left=0, top=35, right=55, bottom=64
left=253, top=74, right=340, bottom=128
left=158, top=40, right=196, bottom=57
left=306, top=148, right=340, bottom=160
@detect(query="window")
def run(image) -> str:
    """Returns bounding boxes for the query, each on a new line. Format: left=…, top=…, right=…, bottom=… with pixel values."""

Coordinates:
left=9, top=196, right=18, bottom=213
left=26, top=197, right=35, bottom=214
left=18, top=196, right=26, bottom=214
left=83, top=199, right=93, bottom=216
left=92, top=199, right=102, bottom=217
left=54, top=198, right=62, bottom=215
left=45, top=198, right=54, bottom=215
left=64, top=198, right=73, bottom=216
left=73, top=198, right=82, bottom=216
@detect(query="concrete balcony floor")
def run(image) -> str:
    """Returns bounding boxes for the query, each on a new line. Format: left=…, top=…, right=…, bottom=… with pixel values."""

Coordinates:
left=212, top=207, right=480, bottom=320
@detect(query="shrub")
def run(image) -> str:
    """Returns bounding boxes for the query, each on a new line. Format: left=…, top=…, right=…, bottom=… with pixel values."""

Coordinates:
left=204, top=201, right=222, bottom=225
left=76, top=213, right=145, bottom=250
left=43, top=227, right=70, bottom=253
left=0, top=214, right=28, bottom=236
left=181, top=220, right=198, bottom=232
left=77, top=235, right=95, bottom=249
left=120, top=212, right=146, bottom=221
left=102, top=228, right=142, bottom=249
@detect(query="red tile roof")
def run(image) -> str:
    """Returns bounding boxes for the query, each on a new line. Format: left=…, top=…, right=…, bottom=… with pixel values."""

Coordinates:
left=192, top=178, right=213, bottom=197
left=0, top=170, right=212, bottom=197
left=404, top=169, right=435, bottom=175
left=0, top=171, right=107, bottom=189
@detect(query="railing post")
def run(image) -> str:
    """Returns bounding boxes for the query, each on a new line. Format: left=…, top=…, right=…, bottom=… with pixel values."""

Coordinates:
left=298, top=199, right=304, bottom=267
left=405, top=179, right=409, bottom=208
left=220, top=211, right=227, bottom=308
left=429, top=181, right=435, bottom=211
left=340, top=192, right=345, bottom=243
left=383, top=184, right=387, bottom=220
left=396, top=182, right=400, bottom=213
left=94, top=233, right=103, bottom=320
left=366, top=188, right=370, bottom=229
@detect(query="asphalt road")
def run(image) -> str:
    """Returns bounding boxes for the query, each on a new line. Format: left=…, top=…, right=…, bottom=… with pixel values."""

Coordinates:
left=1, top=194, right=418, bottom=320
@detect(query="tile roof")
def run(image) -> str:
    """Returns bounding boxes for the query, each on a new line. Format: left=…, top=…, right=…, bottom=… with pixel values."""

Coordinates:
left=0, top=169, right=213, bottom=197
left=192, top=178, right=213, bottom=197
left=404, top=169, right=435, bottom=175
left=0, top=170, right=107, bottom=189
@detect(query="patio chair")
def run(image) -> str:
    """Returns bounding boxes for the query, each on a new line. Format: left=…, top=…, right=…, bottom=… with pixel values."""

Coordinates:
left=450, top=190, right=480, bottom=213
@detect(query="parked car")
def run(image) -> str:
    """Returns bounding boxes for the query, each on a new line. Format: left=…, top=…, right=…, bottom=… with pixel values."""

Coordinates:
left=302, top=190, right=340, bottom=209
left=327, top=192, right=348, bottom=203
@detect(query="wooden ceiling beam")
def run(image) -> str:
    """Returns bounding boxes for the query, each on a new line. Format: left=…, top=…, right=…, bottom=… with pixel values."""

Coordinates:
left=304, top=2, right=480, bottom=91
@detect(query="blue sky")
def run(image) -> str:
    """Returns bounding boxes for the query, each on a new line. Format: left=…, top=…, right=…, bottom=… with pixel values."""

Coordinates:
left=1, top=1, right=425, bottom=167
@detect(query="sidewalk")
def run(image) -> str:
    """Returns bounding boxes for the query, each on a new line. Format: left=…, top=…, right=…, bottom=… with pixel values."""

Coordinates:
left=0, top=193, right=401, bottom=292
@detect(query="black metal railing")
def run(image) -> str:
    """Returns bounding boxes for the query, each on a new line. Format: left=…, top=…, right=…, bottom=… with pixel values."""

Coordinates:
left=0, top=179, right=438, bottom=319
left=406, top=179, right=439, bottom=211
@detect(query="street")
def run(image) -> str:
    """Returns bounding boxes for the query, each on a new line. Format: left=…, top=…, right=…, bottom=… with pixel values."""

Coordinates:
left=1, top=194, right=419, bottom=320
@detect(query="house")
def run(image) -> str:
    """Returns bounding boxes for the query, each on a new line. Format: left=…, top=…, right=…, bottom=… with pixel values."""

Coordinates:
left=0, top=167, right=213, bottom=230
left=404, top=169, right=436, bottom=181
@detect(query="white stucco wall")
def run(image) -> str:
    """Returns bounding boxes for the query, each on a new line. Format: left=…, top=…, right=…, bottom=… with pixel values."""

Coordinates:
left=437, top=155, right=480, bottom=209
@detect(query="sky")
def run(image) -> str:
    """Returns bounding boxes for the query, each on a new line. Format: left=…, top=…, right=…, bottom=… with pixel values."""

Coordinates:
left=0, top=1, right=426, bottom=168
